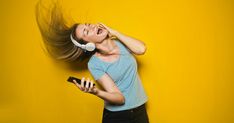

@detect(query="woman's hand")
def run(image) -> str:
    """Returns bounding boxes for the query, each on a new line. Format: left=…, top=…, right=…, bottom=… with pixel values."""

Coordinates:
left=98, top=23, right=118, bottom=38
left=73, top=77, right=98, bottom=95
left=98, top=23, right=146, bottom=55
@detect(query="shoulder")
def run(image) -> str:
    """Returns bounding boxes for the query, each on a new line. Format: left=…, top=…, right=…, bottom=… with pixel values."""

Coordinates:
left=87, top=54, right=106, bottom=80
left=87, top=54, right=97, bottom=67
left=88, top=54, right=104, bottom=69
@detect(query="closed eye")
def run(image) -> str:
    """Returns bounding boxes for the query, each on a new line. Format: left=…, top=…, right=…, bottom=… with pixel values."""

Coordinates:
left=83, top=28, right=89, bottom=36
left=83, top=23, right=90, bottom=36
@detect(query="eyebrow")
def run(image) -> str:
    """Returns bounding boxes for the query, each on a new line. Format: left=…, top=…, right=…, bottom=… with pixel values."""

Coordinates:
left=83, top=23, right=90, bottom=37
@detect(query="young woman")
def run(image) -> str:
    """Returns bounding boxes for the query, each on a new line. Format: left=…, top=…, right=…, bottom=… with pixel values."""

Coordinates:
left=35, top=1, right=149, bottom=123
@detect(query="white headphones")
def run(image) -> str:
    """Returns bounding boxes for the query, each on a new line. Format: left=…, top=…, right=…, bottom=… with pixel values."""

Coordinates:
left=70, top=34, right=96, bottom=52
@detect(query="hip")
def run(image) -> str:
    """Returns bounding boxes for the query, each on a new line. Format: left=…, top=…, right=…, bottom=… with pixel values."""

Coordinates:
left=102, top=103, right=149, bottom=123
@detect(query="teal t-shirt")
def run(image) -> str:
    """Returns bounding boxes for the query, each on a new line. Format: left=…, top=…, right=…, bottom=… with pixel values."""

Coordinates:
left=88, top=40, right=148, bottom=111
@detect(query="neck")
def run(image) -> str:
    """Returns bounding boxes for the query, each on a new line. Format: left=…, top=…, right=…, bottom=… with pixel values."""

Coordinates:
left=95, top=38, right=118, bottom=55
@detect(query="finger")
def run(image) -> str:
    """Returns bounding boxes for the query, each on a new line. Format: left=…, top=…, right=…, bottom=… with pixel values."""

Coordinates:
left=73, top=80, right=83, bottom=91
left=98, top=24, right=105, bottom=29
left=97, top=23, right=102, bottom=26
left=81, top=77, right=85, bottom=90
left=98, top=23, right=108, bottom=29
left=88, top=81, right=94, bottom=93
left=85, top=78, right=90, bottom=89
left=99, top=23, right=106, bottom=27
left=73, top=80, right=79, bottom=86
left=76, top=84, right=83, bottom=90
left=72, top=80, right=77, bottom=84
left=77, top=83, right=82, bottom=89
left=88, top=79, right=94, bottom=93
left=97, top=22, right=103, bottom=26
left=88, top=87, right=92, bottom=93
left=90, top=81, right=94, bottom=89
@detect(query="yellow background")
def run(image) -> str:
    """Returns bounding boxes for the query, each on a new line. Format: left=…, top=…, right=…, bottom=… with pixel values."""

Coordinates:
left=0, top=0, right=233, bottom=123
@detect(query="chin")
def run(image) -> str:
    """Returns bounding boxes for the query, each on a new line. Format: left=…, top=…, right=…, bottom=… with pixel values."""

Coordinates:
left=96, top=37, right=106, bottom=43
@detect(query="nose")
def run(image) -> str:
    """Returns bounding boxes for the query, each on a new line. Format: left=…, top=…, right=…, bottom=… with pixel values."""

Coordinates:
left=92, top=24, right=98, bottom=30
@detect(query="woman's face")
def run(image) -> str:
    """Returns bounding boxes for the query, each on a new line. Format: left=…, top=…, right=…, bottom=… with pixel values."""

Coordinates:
left=75, top=23, right=109, bottom=43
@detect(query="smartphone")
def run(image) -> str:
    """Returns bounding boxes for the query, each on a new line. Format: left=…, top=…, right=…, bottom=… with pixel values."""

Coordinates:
left=67, top=76, right=95, bottom=87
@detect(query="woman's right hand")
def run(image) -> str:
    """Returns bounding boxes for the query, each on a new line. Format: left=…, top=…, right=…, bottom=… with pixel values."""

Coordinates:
left=98, top=23, right=118, bottom=39
left=73, top=77, right=98, bottom=95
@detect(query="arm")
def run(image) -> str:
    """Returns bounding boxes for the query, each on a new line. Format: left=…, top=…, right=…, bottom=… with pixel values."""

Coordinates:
left=99, top=23, right=147, bottom=55
left=95, top=74, right=125, bottom=105
left=113, top=31, right=146, bottom=55
left=73, top=74, right=125, bottom=105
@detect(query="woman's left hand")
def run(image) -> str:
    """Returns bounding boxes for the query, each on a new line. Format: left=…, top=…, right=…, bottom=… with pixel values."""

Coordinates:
left=98, top=23, right=118, bottom=38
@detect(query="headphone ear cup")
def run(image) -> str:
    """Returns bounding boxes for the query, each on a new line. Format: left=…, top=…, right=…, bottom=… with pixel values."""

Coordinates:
left=85, top=43, right=96, bottom=51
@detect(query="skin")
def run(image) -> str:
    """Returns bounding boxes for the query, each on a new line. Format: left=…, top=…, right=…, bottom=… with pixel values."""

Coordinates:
left=72, top=23, right=147, bottom=105
left=75, top=23, right=109, bottom=44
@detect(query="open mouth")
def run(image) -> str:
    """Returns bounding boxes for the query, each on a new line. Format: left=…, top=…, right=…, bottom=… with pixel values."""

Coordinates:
left=97, top=28, right=103, bottom=35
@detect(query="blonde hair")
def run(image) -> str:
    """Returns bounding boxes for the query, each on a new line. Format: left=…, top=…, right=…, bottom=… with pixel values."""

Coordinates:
left=35, top=0, right=95, bottom=62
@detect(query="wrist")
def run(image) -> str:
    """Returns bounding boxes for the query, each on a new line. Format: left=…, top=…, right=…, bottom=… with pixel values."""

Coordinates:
left=112, top=30, right=119, bottom=37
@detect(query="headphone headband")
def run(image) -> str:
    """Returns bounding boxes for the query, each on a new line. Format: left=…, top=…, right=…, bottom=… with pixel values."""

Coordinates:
left=70, top=34, right=85, bottom=49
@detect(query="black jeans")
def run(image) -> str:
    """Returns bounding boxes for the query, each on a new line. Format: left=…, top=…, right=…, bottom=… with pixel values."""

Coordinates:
left=102, top=104, right=149, bottom=123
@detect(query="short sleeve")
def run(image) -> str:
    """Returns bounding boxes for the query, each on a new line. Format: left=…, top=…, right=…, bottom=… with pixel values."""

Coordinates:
left=88, top=62, right=105, bottom=81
